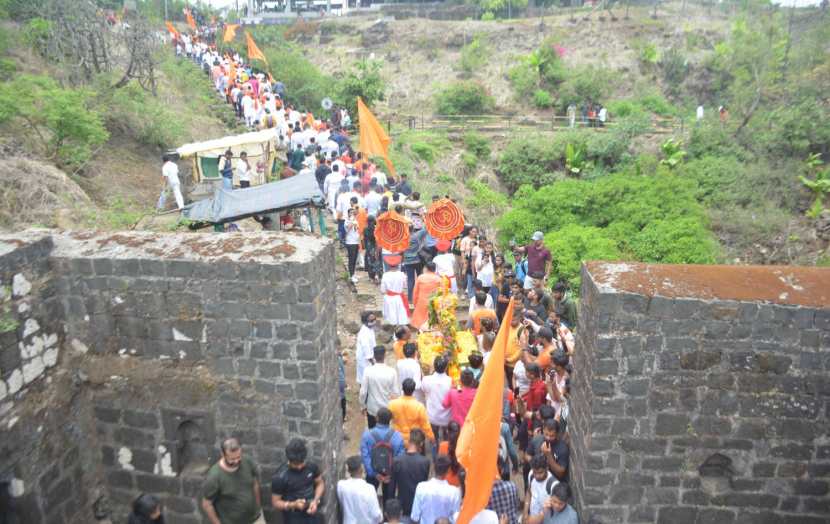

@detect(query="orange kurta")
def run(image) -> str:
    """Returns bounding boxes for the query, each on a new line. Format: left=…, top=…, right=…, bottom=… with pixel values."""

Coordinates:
left=388, top=396, right=435, bottom=444
left=411, top=272, right=442, bottom=329
left=469, top=308, right=497, bottom=336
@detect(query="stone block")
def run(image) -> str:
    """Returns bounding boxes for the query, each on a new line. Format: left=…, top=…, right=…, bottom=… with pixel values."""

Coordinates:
left=620, top=437, right=667, bottom=455
left=657, top=507, right=698, bottom=524
left=693, top=416, right=733, bottom=436
left=793, top=480, right=829, bottom=496
left=94, top=406, right=122, bottom=424
left=642, top=456, right=683, bottom=472
left=644, top=487, right=677, bottom=505
left=610, top=485, right=643, bottom=505
left=621, top=378, right=650, bottom=397
left=164, top=495, right=196, bottom=514
left=679, top=350, right=722, bottom=371
left=592, top=379, right=615, bottom=397
left=123, top=411, right=160, bottom=429
left=697, top=509, right=736, bottom=524
left=131, top=448, right=158, bottom=473
left=752, top=462, right=776, bottom=478
left=656, top=414, right=690, bottom=436
left=710, top=493, right=778, bottom=508
left=135, top=473, right=181, bottom=494
left=296, top=342, right=318, bottom=361
left=583, top=471, right=615, bottom=488
left=296, top=381, right=318, bottom=401
left=106, top=469, right=135, bottom=489
left=114, top=427, right=156, bottom=449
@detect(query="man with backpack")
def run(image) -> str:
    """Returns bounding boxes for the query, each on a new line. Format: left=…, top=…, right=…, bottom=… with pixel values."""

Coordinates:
left=360, top=407, right=405, bottom=504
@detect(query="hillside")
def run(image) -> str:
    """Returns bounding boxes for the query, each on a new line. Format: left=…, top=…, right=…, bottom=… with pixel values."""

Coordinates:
left=0, top=2, right=828, bottom=276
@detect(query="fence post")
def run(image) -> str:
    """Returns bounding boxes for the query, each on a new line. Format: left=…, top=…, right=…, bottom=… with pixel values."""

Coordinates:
left=387, top=119, right=391, bottom=134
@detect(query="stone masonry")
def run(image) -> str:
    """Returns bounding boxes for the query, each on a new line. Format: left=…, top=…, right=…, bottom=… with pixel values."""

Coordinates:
left=572, top=261, right=830, bottom=524
left=0, top=230, right=341, bottom=524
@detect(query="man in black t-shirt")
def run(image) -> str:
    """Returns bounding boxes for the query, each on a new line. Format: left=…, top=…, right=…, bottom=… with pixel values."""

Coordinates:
left=271, top=438, right=326, bottom=523
left=391, top=428, right=431, bottom=516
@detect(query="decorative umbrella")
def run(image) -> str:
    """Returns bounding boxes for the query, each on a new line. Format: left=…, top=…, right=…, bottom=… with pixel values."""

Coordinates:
left=425, top=198, right=465, bottom=241
left=375, top=210, right=410, bottom=252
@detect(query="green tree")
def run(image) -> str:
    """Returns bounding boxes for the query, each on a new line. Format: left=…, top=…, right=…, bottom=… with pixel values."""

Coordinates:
left=0, top=75, right=108, bottom=169
left=336, top=59, right=386, bottom=119
left=545, top=224, right=621, bottom=291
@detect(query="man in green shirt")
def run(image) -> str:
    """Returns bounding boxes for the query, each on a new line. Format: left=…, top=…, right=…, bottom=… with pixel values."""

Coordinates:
left=552, top=282, right=577, bottom=330
left=202, top=438, right=265, bottom=524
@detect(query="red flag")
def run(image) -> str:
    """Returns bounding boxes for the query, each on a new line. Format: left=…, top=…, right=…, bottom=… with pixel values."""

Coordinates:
left=357, top=97, right=395, bottom=176
left=455, top=298, right=517, bottom=524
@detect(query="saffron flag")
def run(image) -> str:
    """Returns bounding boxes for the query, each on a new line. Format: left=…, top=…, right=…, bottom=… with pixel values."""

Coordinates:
left=357, top=97, right=395, bottom=176
left=223, top=23, right=239, bottom=43
left=186, top=11, right=197, bottom=30
left=165, top=21, right=179, bottom=38
left=245, top=32, right=269, bottom=65
left=455, top=297, right=516, bottom=524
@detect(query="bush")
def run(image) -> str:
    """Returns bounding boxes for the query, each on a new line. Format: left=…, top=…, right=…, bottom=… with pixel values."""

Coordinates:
left=481, top=11, right=495, bottom=21
left=466, top=179, right=508, bottom=213
left=463, top=132, right=491, bottom=160
left=496, top=171, right=718, bottom=274
left=545, top=224, right=621, bottom=291
left=459, top=36, right=488, bottom=76
left=22, top=17, right=50, bottom=54
left=496, top=135, right=562, bottom=192
left=557, top=66, right=613, bottom=111
left=508, top=62, right=538, bottom=100
left=434, top=81, right=494, bottom=115
left=105, top=81, right=184, bottom=148
left=533, top=89, right=554, bottom=109
left=0, top=74, right=108, bottom=169
left=265, top=47, right=332, bottom=112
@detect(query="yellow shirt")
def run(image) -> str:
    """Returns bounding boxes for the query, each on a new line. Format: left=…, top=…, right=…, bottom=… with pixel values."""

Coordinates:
left=388, top=396, right=435, bottom=443
left=506, top=325, right=522, bottom=366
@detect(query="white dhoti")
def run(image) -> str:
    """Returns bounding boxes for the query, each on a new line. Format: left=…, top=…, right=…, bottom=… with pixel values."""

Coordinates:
left=380, top=271, right=410, bottom=326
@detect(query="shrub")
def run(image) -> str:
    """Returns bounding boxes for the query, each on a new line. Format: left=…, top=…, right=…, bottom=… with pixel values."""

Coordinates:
left=557, top=66, right=613, bottom=111
left=265, top=47, right=332, bottom=112
left=434, top=81, right=494, bottom=115
left=467, top=179, right=508, bottom=213
left=508, top=62, right=537, bottom=100
left=533, top=89, right=554, bottom=109
left=481, top=11, right=495, bottom=21
left=638, top=92, right=677, bottom=117
left=22, top=17, right=50, bottom=54
left=496, top=135, right=562, bottom=192
left=545, top=224, right=621, bottom=291
left=459, top=36, right=488, bottom=76
left=629, top=217, right=719, bottom=264
left=0, top=74, right=108, bottom=169
left=106, top=81, right=184, bottom=148
left=463, top=132, right=491, bottom=159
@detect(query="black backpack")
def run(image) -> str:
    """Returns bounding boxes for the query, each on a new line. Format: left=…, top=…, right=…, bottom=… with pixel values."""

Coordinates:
left=369, top=428, right=395, bottom=475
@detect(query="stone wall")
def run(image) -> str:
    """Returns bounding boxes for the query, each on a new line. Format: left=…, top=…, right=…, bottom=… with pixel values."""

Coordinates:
left=572, top=261, right=830, bottom=524
left=0, top=230, right=341, bottom=524
left=0, top=233, right=92, bottom=523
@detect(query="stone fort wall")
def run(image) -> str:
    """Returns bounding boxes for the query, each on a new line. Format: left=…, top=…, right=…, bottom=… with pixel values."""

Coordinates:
left=0, top=230, right=340, bottom=524
left=572, top=261, right=830, bottom=524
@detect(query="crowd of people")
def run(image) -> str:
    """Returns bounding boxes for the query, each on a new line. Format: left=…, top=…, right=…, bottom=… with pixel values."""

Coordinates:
left=151, top=18, right=585, bottom=524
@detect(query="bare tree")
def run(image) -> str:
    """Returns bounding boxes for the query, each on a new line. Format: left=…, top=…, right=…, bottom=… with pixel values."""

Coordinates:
left=39, top=0, right=159, bottom=93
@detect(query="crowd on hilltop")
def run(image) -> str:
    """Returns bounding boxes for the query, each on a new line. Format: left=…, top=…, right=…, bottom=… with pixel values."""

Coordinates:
left=151, top=19, right=585, bottom=524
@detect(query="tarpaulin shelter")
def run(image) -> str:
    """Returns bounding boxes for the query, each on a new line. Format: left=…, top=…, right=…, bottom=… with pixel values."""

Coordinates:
left=175, top=128, right=279, bottom=188
left=182, top=172, right=325, bottom=225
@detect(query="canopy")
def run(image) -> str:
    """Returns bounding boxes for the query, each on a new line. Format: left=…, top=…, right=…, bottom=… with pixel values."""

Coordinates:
left=176, top=129, right=277, bottom=158
left=182, top=172, right=324, bottom=223
left=375, top=210, right=410, bottom=252
left=425, top=198, right=465, bottom=241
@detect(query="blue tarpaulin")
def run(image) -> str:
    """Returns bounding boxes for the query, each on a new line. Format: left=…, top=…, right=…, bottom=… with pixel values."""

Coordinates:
left=182, top=172, right=325, bottom=223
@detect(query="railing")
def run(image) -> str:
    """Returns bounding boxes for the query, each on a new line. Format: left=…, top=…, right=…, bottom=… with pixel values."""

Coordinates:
left=376, top=113, right=684, bottom=136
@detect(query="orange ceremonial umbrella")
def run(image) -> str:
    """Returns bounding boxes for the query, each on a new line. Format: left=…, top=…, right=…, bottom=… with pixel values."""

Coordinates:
left=425, top=198, right=465, bottom=241
left=375, top=210, right=410, bottom=252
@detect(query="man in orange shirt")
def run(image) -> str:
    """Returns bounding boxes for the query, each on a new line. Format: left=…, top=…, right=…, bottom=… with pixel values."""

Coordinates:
left=505, top=307, right=525, bottom=386
left=388, top=378, right=435, bottom=446
left=411, top=261, right=442, bottom=330
left=466, top=291, right=499, bottom=335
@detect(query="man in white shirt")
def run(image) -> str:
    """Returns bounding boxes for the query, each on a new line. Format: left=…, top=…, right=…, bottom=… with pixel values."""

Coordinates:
left=337, top=455, right=383, bottom=524
left=337, top=181, right=364, bottom=220
left=323, top=165, right=344, bottom=215
left=364, top=185, right=383, bottom=217
left=160, top=154, right=184, bottom=210
left=410, top=455, right=461, bottom=524
left=396, top=342, right=424, bottom=404
left=432, top=240, right=457, bottom=294
left=236, top=151, right=252, bottom=188
left=373, top=169, right=388, bottom=188
left=241, top=91, right=255, bottom=128
left=355, top=312, right=377, bottom=384
left=420, top=356, right=452, bottom=440
left=526, top=453, right=556, bottom=521
left=360, top=346, right=401, bottom=428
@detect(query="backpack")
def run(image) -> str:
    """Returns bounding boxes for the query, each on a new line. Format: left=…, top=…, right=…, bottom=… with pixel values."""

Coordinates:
left=369, top=428, right=395, bottom=475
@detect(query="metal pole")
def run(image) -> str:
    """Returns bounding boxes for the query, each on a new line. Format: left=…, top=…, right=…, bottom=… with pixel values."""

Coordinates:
left=164, top=0, right=168, bottom=20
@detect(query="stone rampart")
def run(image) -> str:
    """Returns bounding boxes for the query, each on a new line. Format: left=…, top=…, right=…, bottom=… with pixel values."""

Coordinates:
left=0, top=230, right=340, bottom=524
left=572, top=261, right=830, bottom=524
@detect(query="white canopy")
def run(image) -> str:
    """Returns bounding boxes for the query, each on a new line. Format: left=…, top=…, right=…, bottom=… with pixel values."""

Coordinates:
left=176, top=129, right=277, bottom=158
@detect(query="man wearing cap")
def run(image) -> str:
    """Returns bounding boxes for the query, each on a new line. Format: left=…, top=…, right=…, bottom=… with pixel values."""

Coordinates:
left=432, top=240, right=457, bottom=294
left=524, top=232, right=552, bottom=290
left=380, top=255, right=410, bottom=326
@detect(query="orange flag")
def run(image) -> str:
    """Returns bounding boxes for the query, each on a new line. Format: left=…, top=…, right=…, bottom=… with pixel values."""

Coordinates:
left=223, top=24, right=239, bottom=43
left=245, top=32, right=269, bottom=65
left=164, top=21, right=179, bottom=38
left=455, top=297, right=516, bottom=524
left=186, top=11, right=197, bottom=30
left=357, top=97, right=395, bottom=176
